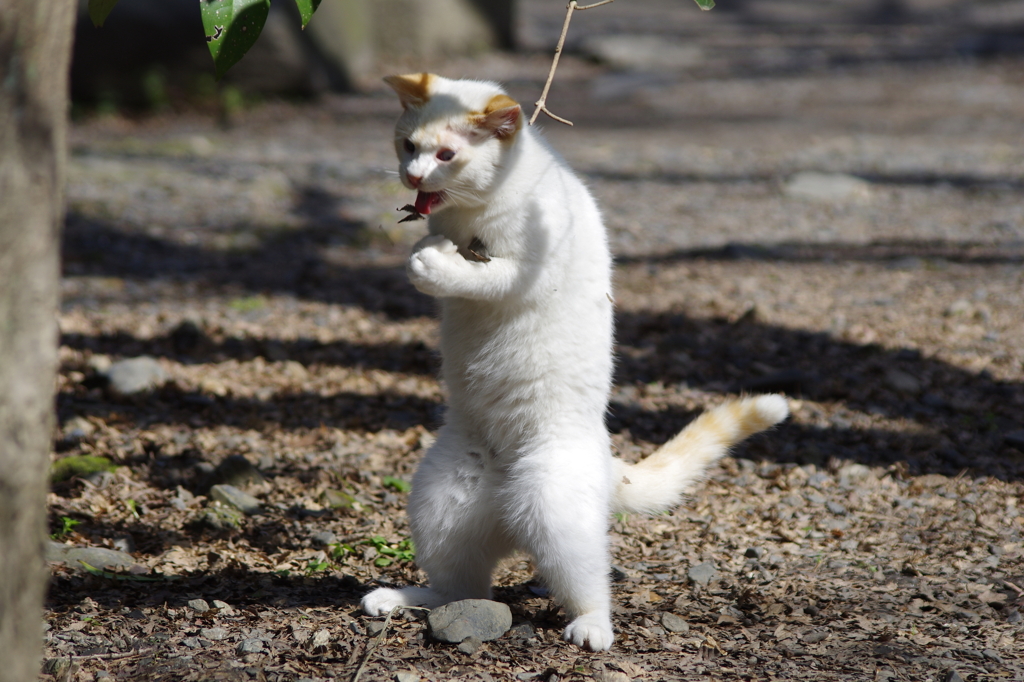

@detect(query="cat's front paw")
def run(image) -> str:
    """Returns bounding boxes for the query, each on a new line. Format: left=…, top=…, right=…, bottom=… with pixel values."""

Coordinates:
left=361, top=587, right=410, bottom=616
left=408, top=236, right=461, bottom=297
left=361, top=586, right=441, bottom=616
left=563, top=612, right=614, bottom=651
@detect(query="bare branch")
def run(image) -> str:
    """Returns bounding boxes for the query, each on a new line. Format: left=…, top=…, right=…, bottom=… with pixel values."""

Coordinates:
left=529, top=0, right=614, bottom=126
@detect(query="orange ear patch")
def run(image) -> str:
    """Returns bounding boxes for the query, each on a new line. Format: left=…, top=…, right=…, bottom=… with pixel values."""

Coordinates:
left=484, top=94, right=518, bottom=115
left=383, top=73, right=436, bottom=109
left=474, top=94, right=522, bottom=140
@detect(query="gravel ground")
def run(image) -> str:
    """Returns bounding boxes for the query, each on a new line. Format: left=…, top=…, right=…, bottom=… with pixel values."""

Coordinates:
left=44, top=2, right=1024, bottom=680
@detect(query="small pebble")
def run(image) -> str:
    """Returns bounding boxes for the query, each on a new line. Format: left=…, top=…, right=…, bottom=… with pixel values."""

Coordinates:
left=744, top=547, right=764, bottom=559
left=236, top=638, right=264, bottom=654
left=687, top=561, right=717, bottom=586
left=200, top=627, right=228, bottom=641
left=457, top=636, right=482, bottom=654
left=826, top=501, right=848, bottom=516
left=661, top=612, right=690, bottom=633
left=311, top=530, right=338, bottom=547
left=188, top=599, right=210, bottom=613
left=209, top=484, right=262, bottom=515
left=103, top=356, right=167, bottom=395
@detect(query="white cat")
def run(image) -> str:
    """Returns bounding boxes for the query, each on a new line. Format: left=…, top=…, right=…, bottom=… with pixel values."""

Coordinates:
left=361, top=73, right=789, bottom=651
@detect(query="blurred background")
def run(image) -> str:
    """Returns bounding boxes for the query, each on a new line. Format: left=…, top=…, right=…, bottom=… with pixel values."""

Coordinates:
left=71, top=0, right=1024, bottom=105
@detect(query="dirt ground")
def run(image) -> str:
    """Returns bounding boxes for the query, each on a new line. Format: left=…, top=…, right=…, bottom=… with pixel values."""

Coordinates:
left=42, top=2, right=1024, bottom=681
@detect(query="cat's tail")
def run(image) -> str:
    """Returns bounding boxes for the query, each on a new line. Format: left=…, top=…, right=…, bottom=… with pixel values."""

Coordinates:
left=611, top=394, right=789, bottom=515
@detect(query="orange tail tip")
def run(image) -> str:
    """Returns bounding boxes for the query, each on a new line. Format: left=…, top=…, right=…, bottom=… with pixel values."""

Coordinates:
left=611, top=394, right=788, bottom=515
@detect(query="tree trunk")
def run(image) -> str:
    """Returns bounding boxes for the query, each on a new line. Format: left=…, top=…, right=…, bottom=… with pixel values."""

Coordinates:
left=0, top=1, right=77, bottom=680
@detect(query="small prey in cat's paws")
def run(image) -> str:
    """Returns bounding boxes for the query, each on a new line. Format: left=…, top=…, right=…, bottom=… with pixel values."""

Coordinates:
left=397, top=204, right=424, bottom=223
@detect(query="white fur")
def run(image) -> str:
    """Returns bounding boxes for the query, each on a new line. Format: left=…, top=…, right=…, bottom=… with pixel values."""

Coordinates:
left=361, top=75, right=788, bottom=652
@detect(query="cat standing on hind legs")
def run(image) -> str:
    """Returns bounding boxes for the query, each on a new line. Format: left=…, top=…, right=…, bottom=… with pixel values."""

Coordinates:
left=360, top=72, right=790, bottom=651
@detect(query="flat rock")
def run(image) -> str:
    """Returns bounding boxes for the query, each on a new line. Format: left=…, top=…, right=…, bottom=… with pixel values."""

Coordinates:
left=103, top=356, right=167, bottom=395
left=188, top=599, right=210, bottom=613
left=46, top=543, right=137, bottom=571
left=197, top=504, right=244, bottom=530
left=209, top=484, right=263, bottom=515
left=457, top=636, right=482, bottom=654
left=661, top=611, right=690, bottom=633
left=61, top=416, right=96, bottom=442
left=311, top=530, right=338, bottom=547
left=200, top=627, right=228, bottom=641
left=236, top=638, right=264, bottom=654
left=427, top=599, right=512, bottom=643
left=687, top=561, right=717, bottom=586
left=784, top=172, right=871, bottom=202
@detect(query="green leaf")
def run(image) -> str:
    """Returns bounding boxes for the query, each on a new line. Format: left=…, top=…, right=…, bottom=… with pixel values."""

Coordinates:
left=693, top=0, right=715, bottom=9
left=382, top=476, right=411, bottom=493
left=293, top=0, right=322, bottom=29
left=201, top=0, right=272, bottom=80
left=88, top=0, right=121, bottom=27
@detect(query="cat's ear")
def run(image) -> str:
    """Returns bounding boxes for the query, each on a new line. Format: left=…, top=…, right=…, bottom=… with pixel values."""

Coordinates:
left=383, top=73, right=435, bottom=109
left=477, top=94, right=522, bottom=140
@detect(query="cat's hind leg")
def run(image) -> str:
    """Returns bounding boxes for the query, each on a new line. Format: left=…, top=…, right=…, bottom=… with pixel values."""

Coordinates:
left=361, top=425, right=511, bottom=616
left=504, top=436, right=616, bottom=651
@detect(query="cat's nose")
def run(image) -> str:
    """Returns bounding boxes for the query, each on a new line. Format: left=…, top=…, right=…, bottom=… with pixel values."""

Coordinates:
left=407, top=174, right=422, bottom=188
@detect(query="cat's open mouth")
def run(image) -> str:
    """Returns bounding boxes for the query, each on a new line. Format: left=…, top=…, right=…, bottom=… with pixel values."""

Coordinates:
left=398, top=191, right=445, bottom=223
left=414, top=191, right=444, bottom=215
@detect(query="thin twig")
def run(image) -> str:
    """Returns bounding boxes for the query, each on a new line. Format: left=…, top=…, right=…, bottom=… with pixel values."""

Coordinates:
left=529, top=0, right=615, bottom=126
left=351, top=606, right=430, bottom=682
left=70, top=647, right=156, bottom=661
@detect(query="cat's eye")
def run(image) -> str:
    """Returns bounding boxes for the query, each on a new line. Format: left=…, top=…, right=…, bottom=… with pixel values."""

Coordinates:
left=436, top=149, right=456, bottom=162
left=403, top=139, right=416, bottom=154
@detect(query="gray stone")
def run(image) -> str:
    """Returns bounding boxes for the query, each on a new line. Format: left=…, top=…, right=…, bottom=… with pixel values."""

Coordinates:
left=457, top=636, right=482, bottom=654
left=944, top=671, right=964, bottom=682
left=784, top=172, right=871, bottom=202
left=687, top=561, right=717, bottom=586
left=209, top=484, right=263, bottom=515
left=884, top=369, right=922, bottom=395
left=311, top=530, right=338, bottom=547
left=104, top=356, right=167, bottom=395
left=807, top=472, right=831, bottom=489
left=744, top=547, right=764, bottom=559
left=197, top=504, right=244, bottom=530
left=661, top=611, right=690, bottom=633
left=826, top=501, right=848, bottom=516
left=236, top=638, right=264, bottom=654
left=427, top=599, right=512, bottom=643
left=46, top=542, right=136, bottom=572
left=188, top=599, right=210, bottom=613
left=62, top=416, right=95, bottom=442
left=211, top=600, right=234, bottom=614
left=200, top=627, right=228, bottom=641
left=509, top=622, right=535, bottom=639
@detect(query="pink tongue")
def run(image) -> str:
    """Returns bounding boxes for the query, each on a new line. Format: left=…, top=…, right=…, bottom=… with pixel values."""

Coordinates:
left=415, top=191, right=441, bottom=215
